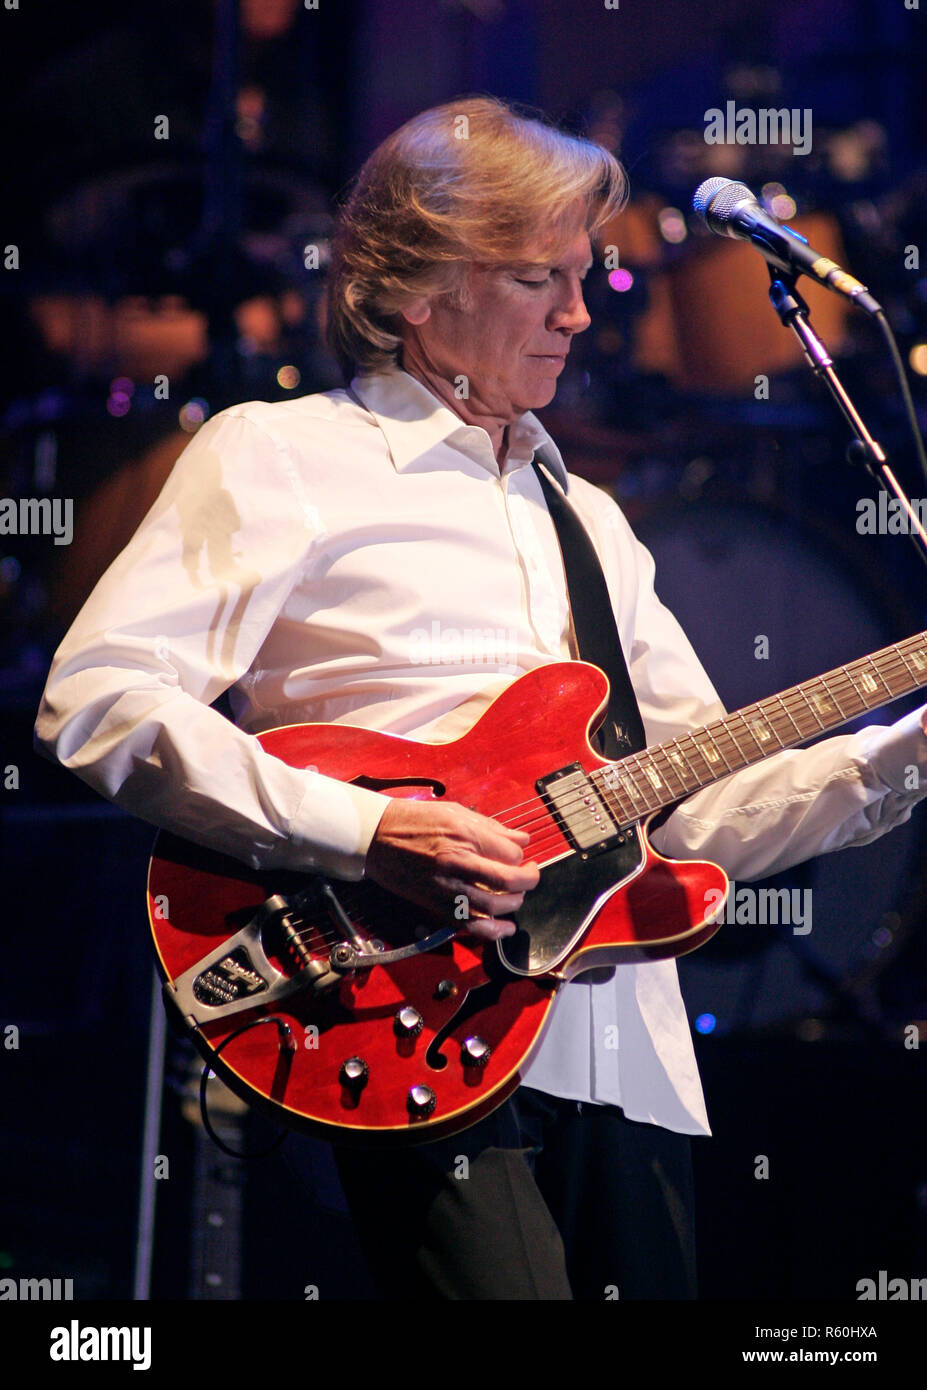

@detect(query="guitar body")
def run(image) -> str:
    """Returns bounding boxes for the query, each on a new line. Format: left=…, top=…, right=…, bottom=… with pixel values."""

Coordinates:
left=148, top=662, right=727, bottom=1145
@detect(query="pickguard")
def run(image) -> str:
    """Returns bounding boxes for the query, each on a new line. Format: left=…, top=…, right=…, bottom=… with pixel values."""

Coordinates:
left=497, top=826, right=646, bottom=975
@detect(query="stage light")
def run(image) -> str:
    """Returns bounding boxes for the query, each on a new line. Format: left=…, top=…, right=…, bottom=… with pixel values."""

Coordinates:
left=695, top=1013, right=717, bottom=1034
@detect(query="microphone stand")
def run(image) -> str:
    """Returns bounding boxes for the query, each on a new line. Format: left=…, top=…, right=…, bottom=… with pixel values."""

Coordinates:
left=766, top=266, right=927, bottom=571
left=762, top=267, right=926, bottom=1042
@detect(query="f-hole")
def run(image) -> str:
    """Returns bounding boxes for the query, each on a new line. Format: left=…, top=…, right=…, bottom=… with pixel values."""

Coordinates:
left=349, top=775, right=446, bottom=796
left=424, top=973, right=509, bottom=1070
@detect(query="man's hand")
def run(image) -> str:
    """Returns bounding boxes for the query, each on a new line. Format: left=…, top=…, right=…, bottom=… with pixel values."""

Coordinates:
left=364, top=798, right=540, bottom=940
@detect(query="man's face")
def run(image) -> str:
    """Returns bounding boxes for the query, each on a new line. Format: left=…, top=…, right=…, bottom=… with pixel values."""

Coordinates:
left=401, top=228, right=594, bottom=424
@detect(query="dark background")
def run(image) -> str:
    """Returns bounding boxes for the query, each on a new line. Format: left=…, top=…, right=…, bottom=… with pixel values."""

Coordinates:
left=2, top=0, right=926, bottom=1310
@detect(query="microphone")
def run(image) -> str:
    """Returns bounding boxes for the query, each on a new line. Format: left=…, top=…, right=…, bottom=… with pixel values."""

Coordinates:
left=692, top=177, right=881, bottom=316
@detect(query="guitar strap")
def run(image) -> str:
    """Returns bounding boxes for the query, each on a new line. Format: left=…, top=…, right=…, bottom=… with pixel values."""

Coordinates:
left=531, top=453, right=647, bottom=761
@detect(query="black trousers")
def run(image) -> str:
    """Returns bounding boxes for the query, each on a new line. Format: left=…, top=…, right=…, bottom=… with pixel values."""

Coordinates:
left=332, top=1086, right=697, bottom=1300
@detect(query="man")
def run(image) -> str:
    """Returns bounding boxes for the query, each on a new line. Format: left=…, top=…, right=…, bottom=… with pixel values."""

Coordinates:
left=36, top=96, right=927, bottom=1300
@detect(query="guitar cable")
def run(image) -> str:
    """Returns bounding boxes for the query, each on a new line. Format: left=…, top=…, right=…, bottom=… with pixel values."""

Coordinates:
left=199, top=1014, right=294, bottom=1159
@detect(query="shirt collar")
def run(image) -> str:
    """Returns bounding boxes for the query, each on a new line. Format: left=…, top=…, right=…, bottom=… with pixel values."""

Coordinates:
left=349, top=367, right=569, bottom=491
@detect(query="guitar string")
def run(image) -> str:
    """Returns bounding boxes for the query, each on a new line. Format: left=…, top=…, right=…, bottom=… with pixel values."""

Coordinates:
left=278, top=648, right=924, bottom=954
left=464, top=649, right=923, bottom=829
left=289, top=649, right=926, bottom=895
left=439, top=673, right=906, bottom=848
left=288, top=648, right=926, bottom=949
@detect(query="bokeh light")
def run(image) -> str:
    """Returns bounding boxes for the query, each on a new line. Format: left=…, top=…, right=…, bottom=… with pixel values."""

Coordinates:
left=658, top=207, right=688, bottom=244
left=909, top=343, right=927, bottom=375
left=607, top=268, right=634, bottom=292
left=178, top=397, right=210, bottom=432
left=276, top=364, right=301, bottom=390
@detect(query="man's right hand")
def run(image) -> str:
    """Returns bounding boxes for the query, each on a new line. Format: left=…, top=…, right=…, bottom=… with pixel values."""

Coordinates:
left=363, top=797, right=540, bottom=941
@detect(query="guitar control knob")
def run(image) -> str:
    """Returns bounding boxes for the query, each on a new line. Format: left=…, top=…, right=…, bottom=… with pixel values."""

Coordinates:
left=435, top=979, right=458, bottom=1000
left=407, top=1085, right=436, bottom=1118
left=461, top=1036, right=491, bottom=1069
left=394, top=1006, right=424, bottom=1039
left=339, top=1056, right=369, bottom=1089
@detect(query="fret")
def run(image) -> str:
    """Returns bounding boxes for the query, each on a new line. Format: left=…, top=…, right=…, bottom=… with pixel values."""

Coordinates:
left=865, top=654, right=894, bottom=699
left=668, top=737, right=700, bottom=788
left=872, top=650, right=900, bottom=695
left=839, top=663, right=868, bottom=711
left=598, top=764, right=644, bottom=821
left=618, top=631, right=927, bottom=818
left=679, top=731, right=716, bottom=781
left=853, top=659, right=885, bottom=704
left=695, top=727, right=733, bottom=772
left=903, top=642, right=927, bottom=676
left=878, top=649, right=906, bottom=693
left=770, top=692, right=802, bottom=742
left=807, top=675, right=847, bottom=723
left=615, top=763, right=653, bottom=816
left=622, top=755, right=661, bottom=812
left=795, top=685, right=825, bottom=731
left=649, top=746, right=690, bottom=798
left=557, top=632, right=927, bottom=842
left=640, top=756, right=668, bottom=794
left=722, top=717, right=753, bottom=765
left=744, top=704, right=784, bottom=752
left=734, top=707, right=770, bottom=757
left=895, top=645, right=917, bottom=684
left=595, top=775, right=630, bottom=823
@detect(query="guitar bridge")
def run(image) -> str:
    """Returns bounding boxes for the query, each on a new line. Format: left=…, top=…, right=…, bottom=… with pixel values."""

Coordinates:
left=166, top=893, right=341, bottom=1028
left=537, top=763, right=621, bottom=856
left=192, top=948, right=266, bottom=1007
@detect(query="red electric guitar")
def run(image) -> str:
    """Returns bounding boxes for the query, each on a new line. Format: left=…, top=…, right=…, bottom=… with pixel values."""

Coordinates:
left=149, top=633, right=927, bottom=1144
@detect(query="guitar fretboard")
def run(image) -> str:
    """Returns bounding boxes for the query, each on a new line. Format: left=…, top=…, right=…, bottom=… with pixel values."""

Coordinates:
left=591, top=630, right=927, bottom=825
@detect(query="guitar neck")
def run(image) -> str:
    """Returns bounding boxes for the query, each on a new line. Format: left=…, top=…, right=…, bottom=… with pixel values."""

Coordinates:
left=592, top=630, right=927, bottom=825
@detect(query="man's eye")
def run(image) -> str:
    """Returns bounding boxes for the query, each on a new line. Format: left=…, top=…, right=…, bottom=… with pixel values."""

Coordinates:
left=516, top=276, right=550, bottom=288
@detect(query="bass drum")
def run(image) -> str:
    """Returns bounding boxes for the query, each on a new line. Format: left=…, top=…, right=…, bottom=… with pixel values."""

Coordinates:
left=631, top=490, right=927, bottom=1035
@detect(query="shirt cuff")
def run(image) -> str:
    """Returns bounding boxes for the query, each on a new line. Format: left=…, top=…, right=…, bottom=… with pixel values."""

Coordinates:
left=259, top=770, right=392, bottom=881
left=854, top=706, right=927, bottom=796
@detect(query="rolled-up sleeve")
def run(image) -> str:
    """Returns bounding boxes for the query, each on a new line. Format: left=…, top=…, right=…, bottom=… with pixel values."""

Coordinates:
left=34, top=409, right=390, bottom=879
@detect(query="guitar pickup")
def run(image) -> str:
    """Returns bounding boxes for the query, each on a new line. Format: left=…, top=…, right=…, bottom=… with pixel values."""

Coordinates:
left=537, top=763, right=620, bottom=854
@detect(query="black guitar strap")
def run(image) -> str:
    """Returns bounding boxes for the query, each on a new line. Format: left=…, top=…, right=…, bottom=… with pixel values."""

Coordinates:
left=531, top=454, right=647, bottom=760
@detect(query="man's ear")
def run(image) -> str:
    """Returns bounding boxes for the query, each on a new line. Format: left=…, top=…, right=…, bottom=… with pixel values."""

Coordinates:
left=399, top=297, right=432, bottom=325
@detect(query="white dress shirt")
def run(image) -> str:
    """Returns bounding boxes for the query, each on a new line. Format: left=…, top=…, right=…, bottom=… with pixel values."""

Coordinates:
left=35, top=367, right=927, bottom=1136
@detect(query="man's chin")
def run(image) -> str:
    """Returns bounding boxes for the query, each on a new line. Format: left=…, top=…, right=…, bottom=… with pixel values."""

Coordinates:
left=517, top=379, right=560, bottom=413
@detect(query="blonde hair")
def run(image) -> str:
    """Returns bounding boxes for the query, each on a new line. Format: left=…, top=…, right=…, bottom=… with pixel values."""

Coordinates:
left=326, top=95, right=627, bottom=375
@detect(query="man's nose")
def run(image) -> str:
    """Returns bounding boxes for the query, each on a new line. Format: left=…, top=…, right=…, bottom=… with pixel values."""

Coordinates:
left=551, top=279, right=591, bottom=334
